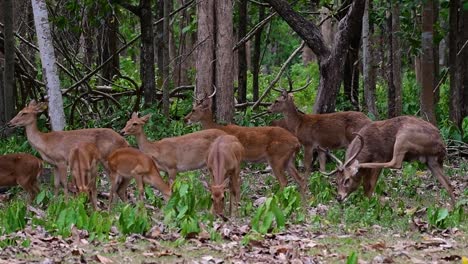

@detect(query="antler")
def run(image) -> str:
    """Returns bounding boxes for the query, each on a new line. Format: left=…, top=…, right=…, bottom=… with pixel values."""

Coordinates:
left=342, top=133, right=364, bottom=167
left=208, top=85, right=217, bottom=98
left=317, top=146, right=343, bottom=176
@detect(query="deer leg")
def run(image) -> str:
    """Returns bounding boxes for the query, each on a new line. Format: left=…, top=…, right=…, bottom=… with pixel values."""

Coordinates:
left=116, top=178, right=131, bottom=202
left=230, top=168, right=241, bottom=217
left=108, top=173, right=119, bottom=211
left=167, top=169, right=178, bottom=185
left=318, top=150, right=327, bottom=172
left=359, top=138, right=407, bottom=169
left=303, top=145, right=314, bottom=177
left=362, top=168, right=382, bottom=197
left=56, top=164, right=68, bottom=197
left=136, top=175, right=145, bottom=202
left=427, top=157, right=456, bottom=207
left=268, top=156, right=289, bottom=188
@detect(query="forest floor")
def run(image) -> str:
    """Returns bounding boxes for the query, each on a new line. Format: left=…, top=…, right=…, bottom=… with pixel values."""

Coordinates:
left=0, top=158, right=467, bottom=264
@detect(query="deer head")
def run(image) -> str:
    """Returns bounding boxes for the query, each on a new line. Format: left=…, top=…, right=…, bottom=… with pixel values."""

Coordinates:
left=210, top=177, right=229, bottom=216
left=120, top=112, right=151, bottom=136
left=268, top=90, right=294, bottom=113
left=184, top=87, right=216, bottom=124
left=320, top=134, right=364, bottom=202
left=8, top=100, right=48, bottom=127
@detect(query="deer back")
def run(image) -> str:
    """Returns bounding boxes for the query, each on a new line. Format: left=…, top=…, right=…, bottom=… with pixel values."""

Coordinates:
left=0, top=153, right=42, bottom=186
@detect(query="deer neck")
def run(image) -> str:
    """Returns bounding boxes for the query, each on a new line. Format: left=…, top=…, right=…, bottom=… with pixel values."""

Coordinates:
left=24, top=118, right=47, bottom=151
left=134, top=130, right=153, bottom=151
left=283, top=102, right=302, bottom=131
left=200, top=111, right=219, bottom=129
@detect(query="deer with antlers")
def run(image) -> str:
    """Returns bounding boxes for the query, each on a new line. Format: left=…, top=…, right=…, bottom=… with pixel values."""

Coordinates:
left=268, top=90, right=371, bottom=176
left=320, top=116, right=456, bottom=206
left=184, top=88, right=307, bottom=194
left=7, top=100, right=129, bottom=197
left=120, top=113, right=227, bottom=183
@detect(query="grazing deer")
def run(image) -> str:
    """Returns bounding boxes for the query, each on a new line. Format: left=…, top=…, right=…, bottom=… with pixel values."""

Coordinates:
left=320, top=116, right=456, bottom=206
left=69, top=142, right=101, bottom=209
left=7, top=100, right=129, bottom=197
left=205, top=135, right=244, bottom=217
left=268, top=90, right=371, bottom=175
left=107, top=147, right=171, bottom=210
left=0, top=153, right=42, bottom=202
left=184, top=89, right=306, bottom=194
left=120, top=113, right=227, bottom=183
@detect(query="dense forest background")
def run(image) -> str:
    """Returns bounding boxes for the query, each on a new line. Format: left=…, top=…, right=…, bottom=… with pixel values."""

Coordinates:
left=0, top=0, right=467, bottom=139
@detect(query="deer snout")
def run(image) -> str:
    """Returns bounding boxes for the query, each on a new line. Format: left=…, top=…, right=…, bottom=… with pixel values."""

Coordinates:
left=119, top=129, right=126, bottom=136
left=336, top=195, right=343, bottom=203
left=184, top=116, right=192, bottom=125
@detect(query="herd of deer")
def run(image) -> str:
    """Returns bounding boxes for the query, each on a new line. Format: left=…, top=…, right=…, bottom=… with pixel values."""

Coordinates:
left=0, top=89, right=457, bottom=217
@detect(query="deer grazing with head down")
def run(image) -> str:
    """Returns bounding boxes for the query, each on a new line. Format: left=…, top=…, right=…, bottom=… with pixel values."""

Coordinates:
left=205, top=135, right=244, bottom=217
left=268, top=90, right=371, bottom=176
left=120, top=113, right=227, bottom=183
left=69, top=142, right=101, bottom=209
left=7, top=100, right=129, bottom=197
left=107, top=147, right=171, bottom=210
left=0, top=153, right=43, bottom=202
left=320, top=116, right=456, bottom=206
left=184, top=89, right=307, bottom=194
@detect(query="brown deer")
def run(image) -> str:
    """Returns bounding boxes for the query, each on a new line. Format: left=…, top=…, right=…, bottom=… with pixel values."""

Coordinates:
left=0, top=153, right=43, bottom=202
left=107, top=147, right=171, bottom=210
left=268, top=90, right=371, bottom=176
left=205, top=135, right=244, bottom=217
left=7, top=100, right=129, bottom=197
left=320, top=116, right=456, bottom=206
left=120, top=113, right=227, bottom=183
left=69, top=142, right=101, bottom=209
left=184, top=90, right=306, bottom=194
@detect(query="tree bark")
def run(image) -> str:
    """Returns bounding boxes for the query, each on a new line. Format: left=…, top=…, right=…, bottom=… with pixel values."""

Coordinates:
left=461, top=5, right=468, bottom=119
left=343, top=21, right=361, bottom=111
left=99, top=12, right=120, bottom=85
left=215, top=0, right=234, bottom=122
left=252, top=6, right=265, bottom=102
left=449, top=0, right=462, bottom=127
left=140, top=0, right=156, bottom=106
left=196, top=0, right=215, bottom=99
left=420, top=0, right=436, bottom=124
left=3, top=0, right=15, bottom=126
left=392, top=1, right=402, bottom=116
left=31, top=0, right=66, bottom=130
left=237, top=0, right=248, bottom=104
left=162, top=0, right=171, bottom=117
left=362, top=0, right=378, bottom=119
left=266, top=0, right=365, bottom=113
left=433, top=0, right=440, bottom=105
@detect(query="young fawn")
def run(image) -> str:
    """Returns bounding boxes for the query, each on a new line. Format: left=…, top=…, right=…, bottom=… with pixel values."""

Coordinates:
left=69, top=142, right=101, bottom=209
left=206, top=135, right=244, bottom=217
left=107, top=147, right=171, bottom=210
left=0, top=153, right=42, bottom=202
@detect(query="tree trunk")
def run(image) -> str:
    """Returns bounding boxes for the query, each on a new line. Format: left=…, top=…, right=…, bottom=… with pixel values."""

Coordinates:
left=3, top=0, right=15, bottom=126
left=162, top=0, right=171, bottom=117
left=433, top=0, right=440, bottom=105
left=449, top=0, right=461, bottom=127
left=215, top=0, right=234, bottom=122
left=140, top=0, right=156, bottom=106
left=237, top=0, right=248, bottom=104
left=252, top=6, right=265, bottom=102
left=461, top=6, right=468, bottom=119
left=387, top=3, right=396, bottom=118
left=100, top=13, right=119, bottom=84
left=196, top=0, right=215, bottom=99
left=392, top=1, right=402, bottom=116
left=266, top=0, right=365, bottom=113
left=31, top=0, right=65, bottom=131
left=362, top=0, right=378, bottom=119
left=343, top=21, right=361, bottom=111
left=421, top=0, right=436, bottom=124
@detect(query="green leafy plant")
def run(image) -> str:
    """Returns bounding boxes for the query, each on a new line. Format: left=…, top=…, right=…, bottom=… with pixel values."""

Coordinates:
left=251, top=186, right=303, bottom=234
left=0, top=200, right=27, bottom=235
left=346, top=252, right=358, bottom=264
left=427, top=206, right=464, bottom=229
left=117, top=203, right=150, bottom=235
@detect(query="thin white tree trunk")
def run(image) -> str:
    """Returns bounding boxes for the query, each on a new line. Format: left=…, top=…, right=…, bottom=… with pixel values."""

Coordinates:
left=31, top=0, right=65, bottom=131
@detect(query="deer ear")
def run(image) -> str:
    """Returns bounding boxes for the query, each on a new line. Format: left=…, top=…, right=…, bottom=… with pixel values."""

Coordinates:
left=201, top=180, right=210, bottom=190
left=131, top=112, right=139, bottom=118
left=201, top=98, right=211, bottom=109
left=222, top=177, right=230, bottom=189
left=35, top=102, right=48, bottom=112
left=349, top=160, right=359, bottom=176
left=28, top=100, right=37, bottom=107
left=141, top=114, right=151, bottom=123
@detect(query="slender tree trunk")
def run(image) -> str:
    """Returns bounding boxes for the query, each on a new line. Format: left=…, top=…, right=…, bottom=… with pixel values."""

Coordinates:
left=387, top=1, right=396, bottom=118
left=461, top=6, right=468, bottom=119
left=392, top=1, right=402, bottom=116
left=162, top=0, right=171, bottom=117
left=421, top=0, right=436, bottom=124
left=237, top=0, right=248, bottom=104
left=100, top=13, right=119, bottom=84
left=252, top=6, right=265, bottom=102
left=449, top=0, right=462, bottom=127
left=31, top=0, right=65, bottom=130
left=3, top=0, right=15, bottom=126
left=215, top=0, right=234, bottom=122
left=343, top=24, right=361, bottom=111
left=140, top=0, right=156, bottom=106
left=196, top=0, right=215, bottom=99
left=362, top=0, right=378, bottom=119
left=433, top=0, right=440, bottom=105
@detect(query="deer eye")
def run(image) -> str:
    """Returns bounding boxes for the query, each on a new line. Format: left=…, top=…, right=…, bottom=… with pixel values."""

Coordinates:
left=343, top=178, right=351, bottom=187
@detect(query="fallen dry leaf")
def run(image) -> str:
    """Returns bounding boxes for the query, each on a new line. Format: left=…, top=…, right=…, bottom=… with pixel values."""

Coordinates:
left=95, top=254, right=114, bottom=264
